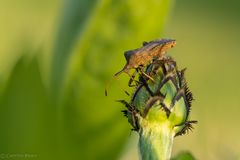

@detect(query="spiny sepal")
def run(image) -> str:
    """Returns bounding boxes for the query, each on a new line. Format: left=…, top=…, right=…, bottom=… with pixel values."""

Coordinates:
left=174, top=120, right=198, bottom=137
left=117, top=56, right=197, bottom=136
left=116, top=100, right=140, bottom=131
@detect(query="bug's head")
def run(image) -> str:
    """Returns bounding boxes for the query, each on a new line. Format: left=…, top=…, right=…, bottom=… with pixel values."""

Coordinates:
left=158, top=39, right=176, bottom=52
left=161, top=39, right=176, bottom=48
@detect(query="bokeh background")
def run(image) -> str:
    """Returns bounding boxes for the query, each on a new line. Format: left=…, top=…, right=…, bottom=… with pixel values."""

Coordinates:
left=0, top=0, right=240, bottom=159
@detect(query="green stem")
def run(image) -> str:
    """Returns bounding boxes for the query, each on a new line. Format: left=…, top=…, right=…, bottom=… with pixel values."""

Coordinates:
left=139, top=121, right=175, bottom=160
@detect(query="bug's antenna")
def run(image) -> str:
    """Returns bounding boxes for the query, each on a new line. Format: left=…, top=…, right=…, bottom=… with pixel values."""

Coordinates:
left=113, top=67, right=126, bottom=77
left=105, top=67, right=129, bottom=96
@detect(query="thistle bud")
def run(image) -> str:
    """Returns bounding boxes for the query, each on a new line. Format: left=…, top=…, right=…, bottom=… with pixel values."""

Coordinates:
left=119, top=57, right=197, bottom=160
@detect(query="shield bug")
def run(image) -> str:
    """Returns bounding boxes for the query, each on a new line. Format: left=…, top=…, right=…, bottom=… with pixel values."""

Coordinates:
left=105, top=39, right=176, bottom=96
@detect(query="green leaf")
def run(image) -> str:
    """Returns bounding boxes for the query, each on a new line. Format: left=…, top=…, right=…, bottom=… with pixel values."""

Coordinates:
left=51, top=0, right=174, bottom=159
left=171, top=151, right=196, bottom=160
left=51, top=0, right=97, bottom=99
left=0, top=53, right=58, bottom=160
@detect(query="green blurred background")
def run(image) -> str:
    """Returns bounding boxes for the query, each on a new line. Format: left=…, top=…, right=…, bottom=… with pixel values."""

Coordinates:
left=0, top=0, right=240, bottom=159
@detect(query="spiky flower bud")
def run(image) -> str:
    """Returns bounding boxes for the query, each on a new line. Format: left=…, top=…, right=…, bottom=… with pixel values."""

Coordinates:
left=119, top=57, right=197, bottom=160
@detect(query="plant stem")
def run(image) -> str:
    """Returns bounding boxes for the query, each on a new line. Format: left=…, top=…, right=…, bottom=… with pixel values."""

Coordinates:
left=139, top=120, right=175, bottom=160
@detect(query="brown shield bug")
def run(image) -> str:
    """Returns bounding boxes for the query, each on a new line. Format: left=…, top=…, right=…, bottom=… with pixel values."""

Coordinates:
left=105, top=39, right=176, bottom=96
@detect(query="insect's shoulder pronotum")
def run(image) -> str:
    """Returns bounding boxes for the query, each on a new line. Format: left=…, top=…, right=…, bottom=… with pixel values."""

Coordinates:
left=124, top=50, right=135, bottom=60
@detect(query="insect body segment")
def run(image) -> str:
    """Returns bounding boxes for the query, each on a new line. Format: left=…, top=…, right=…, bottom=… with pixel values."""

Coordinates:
left=120, top=39, right=176, bottom=76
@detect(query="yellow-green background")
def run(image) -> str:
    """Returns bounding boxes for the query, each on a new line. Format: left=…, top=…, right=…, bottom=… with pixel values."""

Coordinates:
left=0, top=0, right=239, bottom=159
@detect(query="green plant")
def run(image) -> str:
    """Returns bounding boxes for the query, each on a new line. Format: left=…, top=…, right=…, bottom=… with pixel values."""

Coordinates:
left=119, top=57, right=197, bottom=160
left=0, top=0, right=174, bottom=159
left=171, top=151, right=196, bottom=160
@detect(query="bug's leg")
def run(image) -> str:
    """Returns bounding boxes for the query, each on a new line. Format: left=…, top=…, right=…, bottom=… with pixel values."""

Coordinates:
left=128, top=70, right=140, bottom=87
left=138, top=66, right=155, bottom=82
left=142, top=72, right=155, bottom=82
left=125, top=70, right=140, bottom=87
left=137, top=73, right=154, bottom=96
